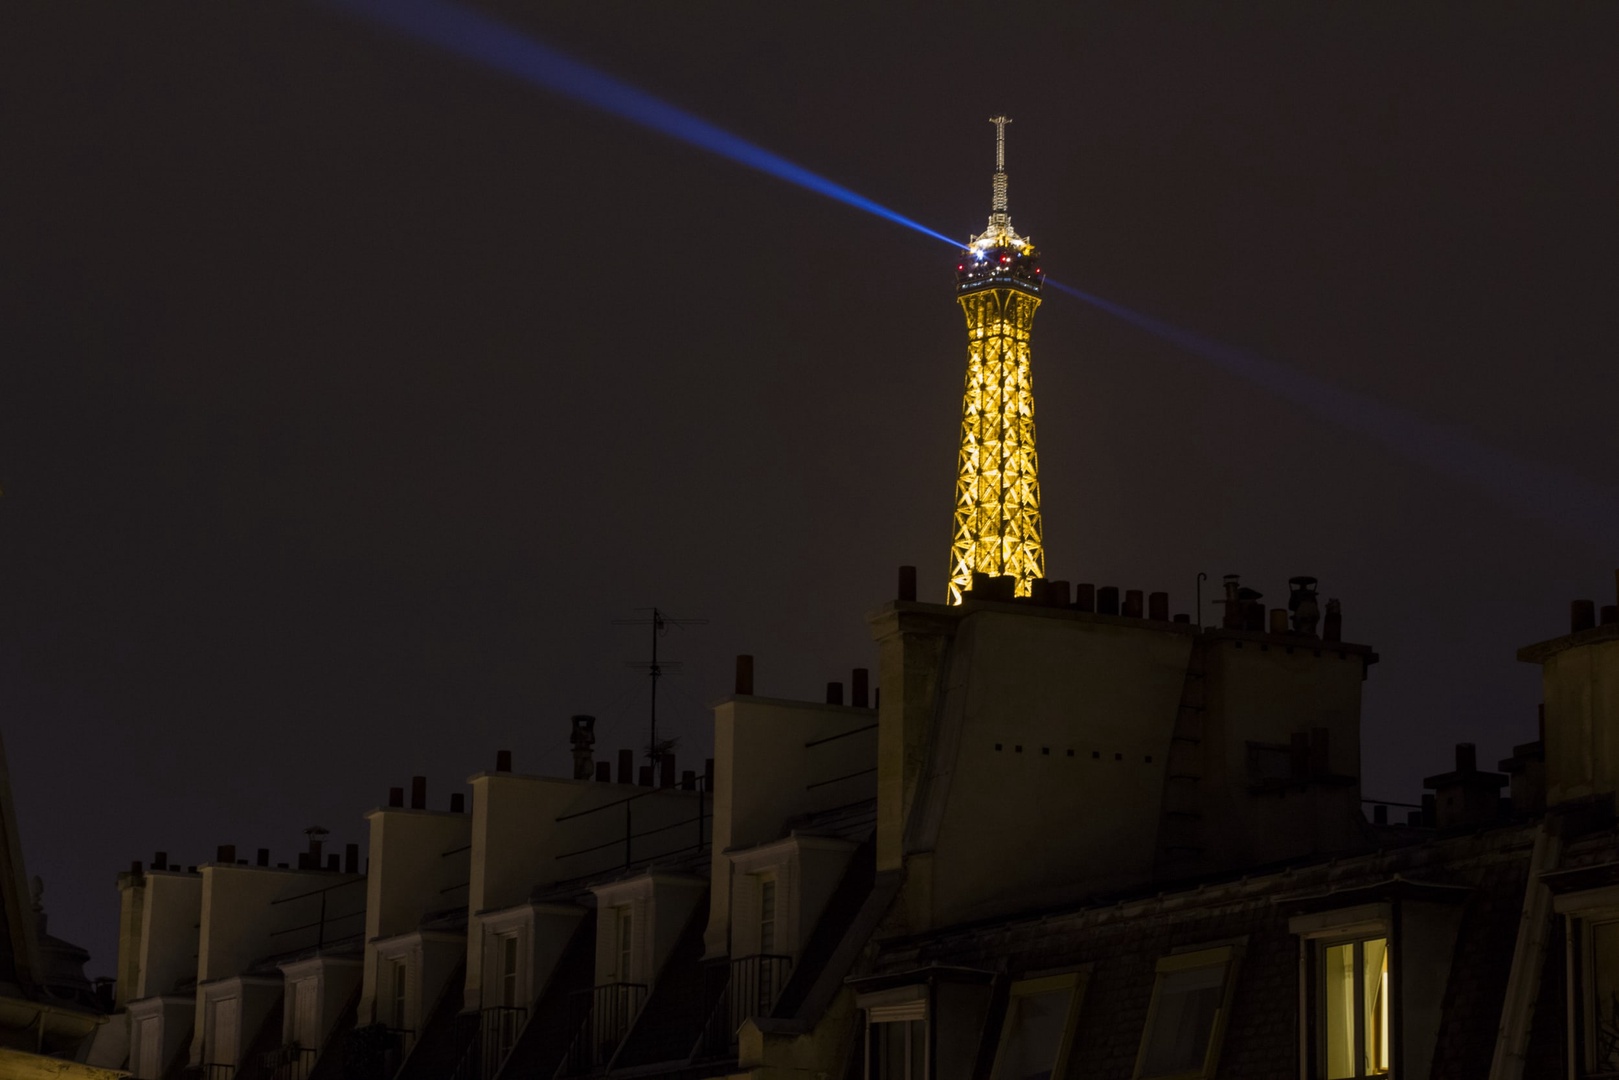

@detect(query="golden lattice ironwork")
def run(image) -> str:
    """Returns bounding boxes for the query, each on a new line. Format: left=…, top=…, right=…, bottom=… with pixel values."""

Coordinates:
left=946, top=117, right=1046, bottom=605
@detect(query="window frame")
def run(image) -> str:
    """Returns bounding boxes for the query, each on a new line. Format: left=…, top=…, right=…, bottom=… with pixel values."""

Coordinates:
left=1290, top=903, right=1392, bottom=1080
left=865, top=997, right=927, bottom=1080
left=614, top=905, right=635, bottom=984
left=758, top=875, right=779, bottom=956
left=1131, top=941, right=1245, bottom=1080
left=989, top=970, right=1088, bottom=1080
left=1551, top=885, right=1619, bottom=1078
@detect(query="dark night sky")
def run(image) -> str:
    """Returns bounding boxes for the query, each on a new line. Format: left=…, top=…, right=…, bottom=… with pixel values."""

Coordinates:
left=3, top=3, right=1617, bottom=974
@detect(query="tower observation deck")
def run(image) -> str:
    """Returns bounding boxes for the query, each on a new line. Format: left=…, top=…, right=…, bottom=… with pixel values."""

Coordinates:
left=946, top=116, right=1046, bottom=604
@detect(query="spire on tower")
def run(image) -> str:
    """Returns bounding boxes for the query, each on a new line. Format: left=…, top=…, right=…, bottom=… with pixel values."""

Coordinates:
left=989, top=115, right=1011, bottom=214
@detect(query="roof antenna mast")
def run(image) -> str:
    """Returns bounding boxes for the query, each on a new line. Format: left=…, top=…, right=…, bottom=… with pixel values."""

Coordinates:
left=990, top=115, right=1011, bottom=217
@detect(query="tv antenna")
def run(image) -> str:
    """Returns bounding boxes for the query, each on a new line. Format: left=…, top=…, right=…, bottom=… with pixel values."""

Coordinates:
left=614, top=607, right=707, bottom=763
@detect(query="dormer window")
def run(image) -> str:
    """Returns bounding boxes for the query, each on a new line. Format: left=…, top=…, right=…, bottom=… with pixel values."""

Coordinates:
left=614, top=906, right=635, bottom=983
left=1322, top=936, right=1390, bottom=1078
left=758, top=878, right=778, bottom=956
left=1133, top=944, right=1242, bottom=1079
left=499, top=934, right=520, bottom=1008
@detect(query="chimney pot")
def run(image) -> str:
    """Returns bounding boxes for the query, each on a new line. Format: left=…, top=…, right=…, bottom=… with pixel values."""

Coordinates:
left=1097, top=586, right=1119, bottom=616
left=1573, top=599, right=1597, bottom=633
left=257, top=848, right=270, bottom=867
left=898, top=565, right=918, bottom=602
left=1269, top=608, right=1289, bottom=635
left=410, top=775, right=427, bottom=810
left=1123, top=590, right=1144, bottom=618
left=129, top=860, right=142, bottom=876
left=495, top=750, right=513, bottom=773
left=152, top=851, right=167, bottom=871
left=1148, top=592, right=1169, bottom=621
left=449, top=793, right=465, bottom=813
left=388, top=787, right=404, bottom=808
left=618, top=748, right=633, bottom=784
left=735, top=654, right=755, bottom=696
left=1046, top=580, right=1071, bottom=607
left=852, top=668, right=870, bottom=708
left=345, top=843, right=359, bottom=874
left=595, top=761, right=611, bottom=783
left=660, top=753, right=676, bottom=788
left=1323, top=599, right=1343, bottom=642
left=826, top=681, right=844, bottom=706
left=216, top=845, right=235, bottom=865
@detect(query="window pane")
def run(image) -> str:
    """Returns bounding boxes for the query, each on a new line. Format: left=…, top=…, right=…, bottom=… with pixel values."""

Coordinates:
left=1140, top=963, right=1226, bottom=1077
left=872, top=1020, right=919, bottom=1080
left=1324, top=943, right=1355, bottom=1079
left=1363, top=938, right=1389, bottom=1076
left=999, top=988, right=1072, bottom=1080
left=1592, top=921, right=1619, bottom=1072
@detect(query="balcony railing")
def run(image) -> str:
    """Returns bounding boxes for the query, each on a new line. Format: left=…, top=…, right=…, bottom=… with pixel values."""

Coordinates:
left=449, top=1006, right=527, bottom=1080
left=259, top=1044, right=317, bottom=1080
left=559, top=983, right=646, bottom=1075
left=381, top=1027, right=414, bottom=1077
left=203, top=1065, right=236, bottom=1080
left=695, top=954, right=793, bottom=1059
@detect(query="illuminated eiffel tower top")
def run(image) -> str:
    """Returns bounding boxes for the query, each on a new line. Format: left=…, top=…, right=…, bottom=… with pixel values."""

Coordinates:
left=968, top=116, right=1033, bottom=256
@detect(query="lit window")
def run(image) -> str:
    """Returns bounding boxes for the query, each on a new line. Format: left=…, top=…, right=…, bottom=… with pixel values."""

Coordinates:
left=1134, top=945, right=1240, bottom=1079
left=1321, top=937, right=1390, bottom=1079
left=868, top=1004, right=926, bottom=1080
left=759, top=878, right=777, bottom=955
left=500, top=934, right=520, bottom=1008
left=991, top=972, right=1086, bottom=1080
left=614, top=906, right=634, bottom=983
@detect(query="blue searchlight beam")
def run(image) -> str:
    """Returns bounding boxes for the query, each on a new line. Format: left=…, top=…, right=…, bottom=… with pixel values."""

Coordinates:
left=322, top=0, right=960, bottom=249
left=327, top=0, right=1618, bottom=549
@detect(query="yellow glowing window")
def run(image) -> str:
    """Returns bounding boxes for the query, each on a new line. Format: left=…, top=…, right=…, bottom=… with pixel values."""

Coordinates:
left=1322, top=937, right=1390, bottom=1078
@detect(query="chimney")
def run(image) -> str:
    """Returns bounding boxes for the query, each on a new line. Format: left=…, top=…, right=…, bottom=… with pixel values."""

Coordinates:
left=852, top=668, right=870, bottom=708
left=571, top=715, right=597, bottom=780
left=1123, top=590, right=1144, bottom=618
left=1046, top=581, right=1071, bottom=607
left=410, top=776, right=427, bottom=810
left=256, top=849, right=270, bottom=868
left=735, top=654, right=755, bottom=696
left=1269, top=608, right=1289, bottom=635
left=1572, top=599, right=1597, bottom=633
left=345, top=843, right=359, bottom=874
left=1323, top=599, right=1342, bottom=642
left=660, top=754, right=676, bottom=788
left=152, top=851, right=167, bottom=871
left=1097, top=586, right=1120, bottom=616
left=216, top=845, right=235, bottom=865
left=1148, top=592, right=1169, bottom=622
left=495, top=750, right=513, bottom=773
left=1074, top=584, right=1095, bottom=613
left=129, top=860, right=143, bottom=877
left=388, top=787, right=404, bottom=808
left=449, top=793, right=465, bottom=813
left=1423, top=741, right=1507, bottom=829
left=595, top=762, right=611, bottom=783
left=826, top=681, right=844, bottom=706
left=1602, top=605, right=1618, bottom=626
left=1499, top=735, right=1547, bottom=816
left=638, top=765, right=654, bottom=787
left=897, top=565, right=918, bottom=602
left=618, top=749, right=634, bottom=784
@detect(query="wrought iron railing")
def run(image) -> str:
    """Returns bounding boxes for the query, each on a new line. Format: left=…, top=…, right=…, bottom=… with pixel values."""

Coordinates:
left=260, top=1044, right=317, bottom=1080
left=449, top=1006, right=527, bottom=1080
left=695, top=954, right=793, bottom=1059
left=559, top=983, right=647, bottom=1074
left=203, top=1064, right=236, bottom=1080
left=381, top=1027, right=414, bottom=1076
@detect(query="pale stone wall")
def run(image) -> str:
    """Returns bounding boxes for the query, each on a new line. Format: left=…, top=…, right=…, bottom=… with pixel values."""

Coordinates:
left=358, top=808, right=469, bottom=1025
